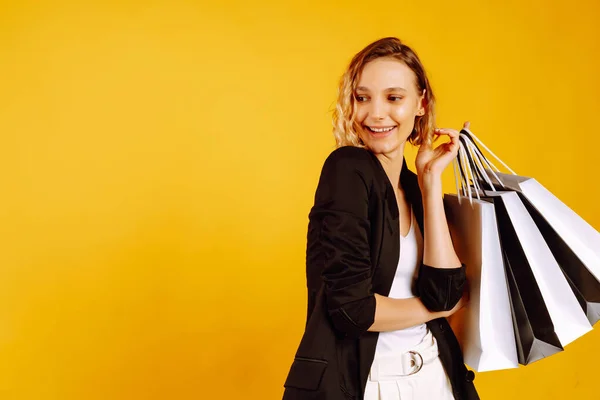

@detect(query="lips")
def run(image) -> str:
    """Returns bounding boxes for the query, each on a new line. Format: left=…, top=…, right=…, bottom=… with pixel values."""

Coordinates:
left=366, top=126, right=396, bottom=133
left=364, top=125, right=397, bottom=138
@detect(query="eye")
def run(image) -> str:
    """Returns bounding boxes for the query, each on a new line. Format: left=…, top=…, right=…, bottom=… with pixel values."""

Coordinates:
left=354, top=95, right=368, bottom=102
left=388, top=96, right=404, bottom=102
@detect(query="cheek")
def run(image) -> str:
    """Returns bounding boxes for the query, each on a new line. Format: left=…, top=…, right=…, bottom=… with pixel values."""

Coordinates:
left=354, top=106, right=367, bottom=123
left=390, top=103, right=415, bottom=122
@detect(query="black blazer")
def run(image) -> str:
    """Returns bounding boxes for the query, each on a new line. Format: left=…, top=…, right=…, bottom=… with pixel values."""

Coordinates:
left=283, top=146, right=479, bottom=400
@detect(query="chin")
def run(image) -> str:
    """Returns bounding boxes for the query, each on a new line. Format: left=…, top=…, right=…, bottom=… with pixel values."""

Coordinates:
left=363, top=137, right=403, bottom=156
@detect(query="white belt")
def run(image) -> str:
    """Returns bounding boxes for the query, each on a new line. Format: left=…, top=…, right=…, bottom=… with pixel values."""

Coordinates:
left=369, top=331, right=439, bottom=380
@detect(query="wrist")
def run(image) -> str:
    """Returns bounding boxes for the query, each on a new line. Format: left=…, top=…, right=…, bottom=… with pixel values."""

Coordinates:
left=419, top=175, right=443, bottom=199
left=421, top=299, right=449, bottom=320
left=429, top=309, right=448, bottom=320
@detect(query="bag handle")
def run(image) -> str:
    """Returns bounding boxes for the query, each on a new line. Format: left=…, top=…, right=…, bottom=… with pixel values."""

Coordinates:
left=461, top=128, right=517, bottom=175
left=453, top=128, right=516, bottom=203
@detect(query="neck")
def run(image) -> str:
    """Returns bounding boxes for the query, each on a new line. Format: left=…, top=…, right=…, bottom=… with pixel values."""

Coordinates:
left=374, top=143, right=406, bottom=191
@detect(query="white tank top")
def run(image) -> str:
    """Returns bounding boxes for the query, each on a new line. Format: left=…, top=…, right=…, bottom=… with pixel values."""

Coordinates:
left=374, top=209, right=428, bottom=356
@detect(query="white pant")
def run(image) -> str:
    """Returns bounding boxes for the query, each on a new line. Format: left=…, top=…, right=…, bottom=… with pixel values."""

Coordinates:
left=365, top=330, right=455, bottom=400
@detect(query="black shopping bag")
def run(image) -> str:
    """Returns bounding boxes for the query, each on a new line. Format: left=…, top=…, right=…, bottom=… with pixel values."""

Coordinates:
left=491, top=196, right=563, bottom=365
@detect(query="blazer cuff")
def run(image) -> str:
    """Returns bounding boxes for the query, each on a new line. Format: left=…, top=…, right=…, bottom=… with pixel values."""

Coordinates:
left=328, top=296, right=376, bottom=339
left=417, top=264, right=466, bottom=312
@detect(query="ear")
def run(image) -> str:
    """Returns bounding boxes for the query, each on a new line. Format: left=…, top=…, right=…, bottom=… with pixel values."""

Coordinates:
left=416, top=89, right=426, bottom=116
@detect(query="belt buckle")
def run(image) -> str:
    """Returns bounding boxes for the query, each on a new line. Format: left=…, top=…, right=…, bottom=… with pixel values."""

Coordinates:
left=406, top=350, right=424, bottom=376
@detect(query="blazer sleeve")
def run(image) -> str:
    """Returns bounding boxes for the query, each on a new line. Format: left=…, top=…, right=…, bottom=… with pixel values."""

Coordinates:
left=309, top=148, right=375, bottom=339
left=416, top=263, right=467, bottom=312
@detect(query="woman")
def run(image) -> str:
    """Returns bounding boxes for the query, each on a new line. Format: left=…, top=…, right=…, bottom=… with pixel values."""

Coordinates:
left=283, top=37, right=479, bottom=400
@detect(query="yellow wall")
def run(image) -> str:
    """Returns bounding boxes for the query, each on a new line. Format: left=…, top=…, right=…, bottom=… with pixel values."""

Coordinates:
left=1, top=0, right=599, bottom=398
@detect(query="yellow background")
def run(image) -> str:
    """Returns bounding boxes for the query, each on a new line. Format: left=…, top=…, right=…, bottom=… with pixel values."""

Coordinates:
left=1, top=0, right=599, bottom=399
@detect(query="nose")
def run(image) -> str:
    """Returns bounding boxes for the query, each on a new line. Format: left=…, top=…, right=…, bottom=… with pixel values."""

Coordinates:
left=369, top=98, right=386, bottom=120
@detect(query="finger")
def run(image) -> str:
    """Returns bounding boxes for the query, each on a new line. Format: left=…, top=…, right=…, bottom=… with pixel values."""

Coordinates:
left=434, top=128, right=460, bottom=143
left=441, top=139, right=461, bottom=161
left=463, top=121, right=471, bottom=130
left=434, top=129, right=460, bottom=150
left=435, top=128, right=460, bottom=137
left=433, top=148, right=459, bottom=169
left=449, top=130, right=460, bottom=150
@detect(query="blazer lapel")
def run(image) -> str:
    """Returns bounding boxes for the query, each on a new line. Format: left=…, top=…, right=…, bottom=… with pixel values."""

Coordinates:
left=400, top=162, right=424, bottom=234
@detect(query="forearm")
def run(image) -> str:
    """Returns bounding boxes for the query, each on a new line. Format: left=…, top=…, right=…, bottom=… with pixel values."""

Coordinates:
left=367, top=294, right=446, bottom=332
left=419, top=175, right=461, bottom=269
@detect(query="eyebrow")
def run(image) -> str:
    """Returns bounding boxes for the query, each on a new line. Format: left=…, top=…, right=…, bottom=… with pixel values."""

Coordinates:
left=355, top=86, right=408, bottom=93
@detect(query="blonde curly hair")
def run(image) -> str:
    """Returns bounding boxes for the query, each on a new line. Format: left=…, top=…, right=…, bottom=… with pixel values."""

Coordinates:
left=332, top=37, right=436, bottom=148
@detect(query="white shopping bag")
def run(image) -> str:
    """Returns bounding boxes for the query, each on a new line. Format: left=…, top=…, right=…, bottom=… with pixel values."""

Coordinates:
left=485, top=190, right=593, bottom=346
left=444, top=194, right=518, bottom=372
left=490, top=171, right=600, bottom=281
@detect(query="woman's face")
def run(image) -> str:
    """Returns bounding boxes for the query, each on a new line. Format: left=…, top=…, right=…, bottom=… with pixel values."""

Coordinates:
left=354, top=58, right=425, bottom=156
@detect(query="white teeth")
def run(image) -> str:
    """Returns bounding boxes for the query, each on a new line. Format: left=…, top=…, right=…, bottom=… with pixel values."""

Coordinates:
left=368, top=126, right=395, bottom=133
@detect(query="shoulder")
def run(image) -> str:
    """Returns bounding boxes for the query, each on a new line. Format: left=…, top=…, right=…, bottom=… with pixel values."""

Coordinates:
left=313, top=146, right=380, bottom=198
left=326, top=145, right=373, bottom=161
left=321, top=146, right=377, bottom=177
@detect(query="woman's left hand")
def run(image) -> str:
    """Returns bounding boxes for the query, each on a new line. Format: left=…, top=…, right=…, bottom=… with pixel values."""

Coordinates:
left=415, top=121, right=470, bottom=190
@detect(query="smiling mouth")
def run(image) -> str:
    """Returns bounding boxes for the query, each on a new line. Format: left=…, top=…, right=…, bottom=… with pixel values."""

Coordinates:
left=365, top=126, right=397, bottom=133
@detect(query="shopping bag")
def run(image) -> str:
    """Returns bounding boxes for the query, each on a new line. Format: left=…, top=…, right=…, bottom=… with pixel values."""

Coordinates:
left=444, top=194, right=518, bottom=371
left=500, top=244, right=563, bottom=365
left=451, top=129, right=597, bottom=366
left=459, top=127, right=600, bottom=283
left=487, top=190, right=592, bottom=349
left=488, top=171, right=600, bottom=281
left=518, top=193, right=600, bottom=325
left=460, top=128, right=600, bottom=326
